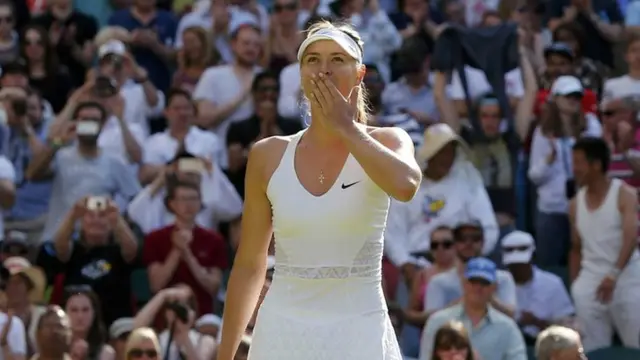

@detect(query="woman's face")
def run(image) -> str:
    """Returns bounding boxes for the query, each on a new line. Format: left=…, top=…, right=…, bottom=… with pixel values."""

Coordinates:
left=25, top=29, right=45, bottom=61
left=81, top=210, right=111, bottom=240
left=5, top=275, right=29, bottom=302
left=300, top=39, right=364, bottom=106
left=65, top=294, right=95, bottom=333
left=181, top=30, right=202, bottom=58
left=0, top=6, right=14, bottom=35
left=426, top=142, right=457, bottom=179
left=274, top=0, right=298, bottom=25
left=127, top=339, right=158, bottom=360
left=430, top=228, right=455, bottom=265
left=478, top=103, right=501, bottom=137
left=436, top=348, right=469, bottom=360
left=555, top=94, right=582, bottom=115
left=253, top=77, right=279, bottom=103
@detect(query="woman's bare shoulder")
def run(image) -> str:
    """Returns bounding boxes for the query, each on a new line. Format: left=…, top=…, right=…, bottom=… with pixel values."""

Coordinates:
left=248, top=134, right=300, bottom=184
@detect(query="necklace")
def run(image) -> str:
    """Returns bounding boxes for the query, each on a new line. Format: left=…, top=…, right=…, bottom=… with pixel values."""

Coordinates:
left=318, top=170, right=325, bottom=184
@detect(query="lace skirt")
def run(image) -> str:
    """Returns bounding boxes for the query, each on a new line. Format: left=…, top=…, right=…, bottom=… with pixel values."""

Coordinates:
left=248, top=308, right=402, bottom=360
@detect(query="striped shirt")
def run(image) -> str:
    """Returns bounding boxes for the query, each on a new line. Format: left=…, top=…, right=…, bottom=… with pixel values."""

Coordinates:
left=608, top=129, right=640, bottom=231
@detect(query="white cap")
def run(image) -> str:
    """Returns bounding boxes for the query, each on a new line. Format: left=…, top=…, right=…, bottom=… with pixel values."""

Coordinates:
left=551, top=75, right=583, bottom=96
left=98, top=40, right=126, bottom=59
left=195, top=314, right=222, bottom=328
left=501, top=231, right=535, bottom=265
left=297, top=28, right=362, bottom=63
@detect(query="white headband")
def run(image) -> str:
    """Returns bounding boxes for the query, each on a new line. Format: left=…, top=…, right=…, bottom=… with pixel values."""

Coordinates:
left=297, top=28, right=362, bottom=63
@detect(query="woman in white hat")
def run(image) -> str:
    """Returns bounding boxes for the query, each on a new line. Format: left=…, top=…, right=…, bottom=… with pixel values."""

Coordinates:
left=216, top=20, right=421, bottom=360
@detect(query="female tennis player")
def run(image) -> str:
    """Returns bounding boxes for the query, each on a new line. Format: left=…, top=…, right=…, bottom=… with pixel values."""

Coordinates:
left=216, top=20, right=422, bottom=360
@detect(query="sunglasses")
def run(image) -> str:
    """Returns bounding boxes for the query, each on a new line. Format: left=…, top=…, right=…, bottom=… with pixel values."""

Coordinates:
left=502, top=245, right=530, bottom=252
left=602, top=109, right=619, bottom=117
left=274, top=3, right=297, bottom=11
left=26, top=39, right=42, bottom=46
left=257, top=85, right=279, bottom=93
left=431, top=240, right=453, bottom=250
left=128, top=349, right=158, bottom=358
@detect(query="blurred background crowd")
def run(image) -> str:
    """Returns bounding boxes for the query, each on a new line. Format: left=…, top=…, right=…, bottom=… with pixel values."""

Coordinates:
left=0, top=0, right=637, bottom=359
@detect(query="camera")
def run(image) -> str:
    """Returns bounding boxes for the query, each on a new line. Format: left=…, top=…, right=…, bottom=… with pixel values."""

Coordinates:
left=166, top=301, right=189, bottom=323
left=93, top=75, right=118, bottom=98
left=86, top=196, right=107, bottom=211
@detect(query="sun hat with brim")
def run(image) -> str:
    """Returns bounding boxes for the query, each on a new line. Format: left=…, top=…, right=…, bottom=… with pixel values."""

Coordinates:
left=2, top=257, right=47, bottom=304
left=416, top=123, right=470, bottom=168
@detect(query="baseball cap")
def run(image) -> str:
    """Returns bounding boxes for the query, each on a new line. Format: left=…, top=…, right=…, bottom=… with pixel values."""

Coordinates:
left=109, top=318, right=134, bottom=340
left=501, top=231, right=535, bottom=265
left=464, top=258, right=497, bottom=283
left=98, top=40, right=126, bottom=59
left=195, top=314, right=222, bottom=328
left=544, top=43, right=574, bottom=60
left=0, top=59, right=28, bottom=77
left=551, top=75, right=583, bottom=97
left=3, top=231, right=28, bottom=248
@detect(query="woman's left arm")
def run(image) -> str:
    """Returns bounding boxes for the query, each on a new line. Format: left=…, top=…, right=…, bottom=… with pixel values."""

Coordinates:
left=339, top=125, right=422, bottom=202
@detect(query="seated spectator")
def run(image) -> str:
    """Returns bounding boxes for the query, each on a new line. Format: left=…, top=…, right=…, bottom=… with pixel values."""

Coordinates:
left=142, top=180, right=229, bottom=315
left=385, top=124, right=498, bottom=294
left=3, top=88, right=52, bottom=252
left=192, top=22, right=263, bottom=169
left=601, top=97, right=640, bottom=189
left=501, top=231, right=575, bottom=345
left=603, top=33, right=640, bottom=99
left=50, top=197, right=138, bottom=325
left=3, top=256, right=46, bottom=356
left=107, top=0, right=177, bottom=93
left=27, top=101, right=141, bottom=243
left=63, top=288, right=114, bottom=360
left=130, top=151, right=241, bottom=234
left=419, top=258, right=526, bottom=360
left=33, top=306, right=71, bottom=360
left=534, top=326, right=585, bottom=360
left=425, top=218, right=516, bottom=318
left=226, top=71, right=302, bottom=196
left=0, top=62, right=54, bottom=119
left=0, top=1, right=21, bottom=66
left=109, top=318, right=134, bottom=360
left=31, top=0, right=98, bottom=87
left=430, top=320, right=475, bottom=360
left=132, top=286, right=216, bottom=360
left=123, top=328, right=161, bottom=360
left=173, top=27, right=219, bottom=94
left=138, top=88, right=223, bottom=185
left=20, top=24, right=73, bottom=113
left=261, top=0, right=302, bottom=75
left=404, top=226, right=458, bottom=328
left=528, top=75, right=602, bottom=267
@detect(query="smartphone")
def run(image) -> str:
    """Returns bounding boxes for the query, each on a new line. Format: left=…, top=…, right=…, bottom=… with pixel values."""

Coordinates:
left=178, top=158, right=205, bottom=173
left=86, top=196, right=108, bottom=211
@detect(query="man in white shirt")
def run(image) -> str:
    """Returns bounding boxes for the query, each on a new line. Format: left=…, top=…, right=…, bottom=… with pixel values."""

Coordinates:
left=0, top=312, right=26, bottom=360
left=501, top=231, right=575, bottom=344
left=603, top=34, right=640, bottom=99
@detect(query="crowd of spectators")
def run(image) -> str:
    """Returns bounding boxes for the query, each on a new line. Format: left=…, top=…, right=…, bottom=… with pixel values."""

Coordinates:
left=0, top=0, right=637, bottom=359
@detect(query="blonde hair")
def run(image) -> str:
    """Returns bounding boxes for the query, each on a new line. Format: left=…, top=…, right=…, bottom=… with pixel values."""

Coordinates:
left=303, top=21, right=370, bottom=124
left=124, top=328, right=161, bottom=359
left=93, top=26, right=131, bottom=48
left=182, top=26, right=219, bottom=67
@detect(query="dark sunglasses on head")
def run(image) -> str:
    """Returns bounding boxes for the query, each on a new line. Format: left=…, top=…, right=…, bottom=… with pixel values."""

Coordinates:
left=274, top=3, right=297, bottom=11
left=430, top=240, right=453, bottom=250
left=503, top=245, right=530, bottom=252
left=128, top=349, right=158, bottom=358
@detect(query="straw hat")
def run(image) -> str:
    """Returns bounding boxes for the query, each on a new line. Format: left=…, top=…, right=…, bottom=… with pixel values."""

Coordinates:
left=2, top=257, right=47, bottom=304
left=415, top=123, right=469, bottom=168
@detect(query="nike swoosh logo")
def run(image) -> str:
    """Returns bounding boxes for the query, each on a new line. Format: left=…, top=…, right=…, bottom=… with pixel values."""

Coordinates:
left=341, top=181, right=361, bottom=189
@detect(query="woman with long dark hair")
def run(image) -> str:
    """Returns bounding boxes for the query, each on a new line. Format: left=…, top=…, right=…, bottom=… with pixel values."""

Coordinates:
left=20, top=23, right=73, bottom=113
left=64, top=288, right=114, bottom=360
left=431, top=321, right=475, bottom=360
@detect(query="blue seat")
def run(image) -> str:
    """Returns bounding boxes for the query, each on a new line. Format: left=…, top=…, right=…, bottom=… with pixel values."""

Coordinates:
left=587, top=346, right=640, bottom=360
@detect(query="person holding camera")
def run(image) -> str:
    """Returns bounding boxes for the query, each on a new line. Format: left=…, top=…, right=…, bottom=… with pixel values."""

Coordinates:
left=26, top=100, right=141, bottom=244
left=132, top=286, right=217, bottom=360
left=47, top=196, right=138, bottom=326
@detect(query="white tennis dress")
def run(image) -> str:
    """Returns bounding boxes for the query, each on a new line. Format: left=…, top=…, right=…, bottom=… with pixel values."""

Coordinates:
left=248, top=130, right=402, bottom=360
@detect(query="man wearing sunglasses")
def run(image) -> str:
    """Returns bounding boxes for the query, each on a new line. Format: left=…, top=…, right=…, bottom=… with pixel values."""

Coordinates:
left=420, top=258, right=526, bottom=360
left=501, top=231, right=575, bottom=346
left=424, top=219, right=516, bottom=319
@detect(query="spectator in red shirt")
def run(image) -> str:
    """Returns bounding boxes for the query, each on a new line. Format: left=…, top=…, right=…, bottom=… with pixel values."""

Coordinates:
left=143, top=179, right=229, bottom=316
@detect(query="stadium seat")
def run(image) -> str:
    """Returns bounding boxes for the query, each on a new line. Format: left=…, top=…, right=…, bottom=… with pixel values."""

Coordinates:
left=587, top=346, right=640, bottom=360
left=131, top=269, right=153, bottom=303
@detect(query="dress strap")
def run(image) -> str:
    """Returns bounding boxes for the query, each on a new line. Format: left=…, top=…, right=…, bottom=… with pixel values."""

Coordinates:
left=280, top=130, right=305, bottom=168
